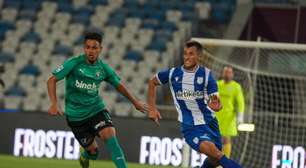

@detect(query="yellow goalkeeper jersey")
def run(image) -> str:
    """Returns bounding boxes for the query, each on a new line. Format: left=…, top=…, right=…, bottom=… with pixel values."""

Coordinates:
left=216, top=80, right=245, bottom=136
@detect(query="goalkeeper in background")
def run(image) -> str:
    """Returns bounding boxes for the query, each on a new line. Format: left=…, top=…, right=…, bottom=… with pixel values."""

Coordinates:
left=216, top=66, right=245, bottom=158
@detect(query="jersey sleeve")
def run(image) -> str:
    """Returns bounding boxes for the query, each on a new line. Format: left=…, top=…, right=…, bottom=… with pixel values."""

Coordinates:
left=207, top=71, right=218, bottom=96
left=52, top=57, right=79, bottom=81
left=235, top=84, right=245, bottom=113
left=104, top=63, right=121, bottom=88
left=156, top=69, right=170, bottom=84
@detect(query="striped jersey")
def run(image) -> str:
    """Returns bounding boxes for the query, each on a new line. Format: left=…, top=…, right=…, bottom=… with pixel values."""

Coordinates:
left=156, top=66, right=218, bottom=126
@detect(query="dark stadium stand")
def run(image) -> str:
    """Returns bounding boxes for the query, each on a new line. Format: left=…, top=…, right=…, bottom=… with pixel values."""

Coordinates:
left=0, top=0, right=234, bottom=116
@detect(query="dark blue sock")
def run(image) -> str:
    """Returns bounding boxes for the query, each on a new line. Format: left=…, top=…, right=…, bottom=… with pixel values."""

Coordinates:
left=201, top=158, right=215, bottom=168
left=220, top=155, right=243, bottom=168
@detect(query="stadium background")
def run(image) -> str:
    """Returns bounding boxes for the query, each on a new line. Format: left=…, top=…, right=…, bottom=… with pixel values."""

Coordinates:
left=0, top=0, right=306, bottom=168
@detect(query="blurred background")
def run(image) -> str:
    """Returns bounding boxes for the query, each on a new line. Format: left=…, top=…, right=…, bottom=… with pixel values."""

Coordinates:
left=0, top=0, right=306, bottom=168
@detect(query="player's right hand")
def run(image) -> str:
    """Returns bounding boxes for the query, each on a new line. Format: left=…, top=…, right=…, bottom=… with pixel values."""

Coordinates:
left=148, top=107, right=162, bottom=126
left=48, top=103, right=64, bottom=116
left=208, top=95, right=222, bottom=112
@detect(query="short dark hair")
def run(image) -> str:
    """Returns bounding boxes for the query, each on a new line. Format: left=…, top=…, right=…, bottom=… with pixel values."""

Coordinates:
left=185, top=40, right=203, bottom=53
left=84, top=32, right=103, bottom=44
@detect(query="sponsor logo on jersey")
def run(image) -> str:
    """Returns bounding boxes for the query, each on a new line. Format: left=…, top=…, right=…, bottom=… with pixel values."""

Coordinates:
left=75, top=80, right=97, bottom=90
left=176, top=90, right=204, bottom=100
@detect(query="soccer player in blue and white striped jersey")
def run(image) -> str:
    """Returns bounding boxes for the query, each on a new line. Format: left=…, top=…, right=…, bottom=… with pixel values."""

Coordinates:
left=147, top=41, right=243, bottom=168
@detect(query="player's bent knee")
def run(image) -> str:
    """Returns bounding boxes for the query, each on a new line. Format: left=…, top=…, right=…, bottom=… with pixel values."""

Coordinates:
left=87, top=146, right=98, bottom=154
left=99, top=127, right=116, bottom=141
left=199, top=141, right=223, bottom=160
left=85, top=141, right=98, bottom=154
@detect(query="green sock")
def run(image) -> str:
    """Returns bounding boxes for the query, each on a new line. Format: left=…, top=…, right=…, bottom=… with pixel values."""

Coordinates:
left=105, top=136, right=127, bottom=168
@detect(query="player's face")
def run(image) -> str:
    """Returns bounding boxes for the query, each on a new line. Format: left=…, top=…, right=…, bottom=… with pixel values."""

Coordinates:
left=84, top=39, right=102, bottom=64
left=183, top=47, right=199, bottom=70
left=223, top=67, right=233, bottom=82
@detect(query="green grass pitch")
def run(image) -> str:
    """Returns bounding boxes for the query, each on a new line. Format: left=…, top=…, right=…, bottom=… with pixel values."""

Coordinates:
left=0, top=155, right=175, bottom=168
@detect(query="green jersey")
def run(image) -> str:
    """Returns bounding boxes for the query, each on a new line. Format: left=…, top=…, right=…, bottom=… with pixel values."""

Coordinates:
left=52, top=54, right=121, bottom=121
left=216, top=80, right=245, bottom=136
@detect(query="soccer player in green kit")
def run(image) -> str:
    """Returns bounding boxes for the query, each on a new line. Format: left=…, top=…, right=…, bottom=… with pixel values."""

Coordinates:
left=47, top=32, right=147, bottom=168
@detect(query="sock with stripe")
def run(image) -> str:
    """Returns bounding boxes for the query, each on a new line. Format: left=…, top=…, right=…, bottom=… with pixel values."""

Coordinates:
left=106, top=136, right=127, bottom=168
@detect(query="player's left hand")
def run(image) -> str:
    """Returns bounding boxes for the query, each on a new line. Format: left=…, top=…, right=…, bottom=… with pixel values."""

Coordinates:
left=208, top=95, right=222, bottom=112
left=237, top=112, right=244, bottom=125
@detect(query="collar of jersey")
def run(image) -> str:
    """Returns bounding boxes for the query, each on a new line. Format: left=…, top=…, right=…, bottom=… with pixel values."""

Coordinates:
left=83, top=55, right=100, bottom=65
left=181, top=65, right=199, bottom=73
left=222, top=80, right=233, bottom=85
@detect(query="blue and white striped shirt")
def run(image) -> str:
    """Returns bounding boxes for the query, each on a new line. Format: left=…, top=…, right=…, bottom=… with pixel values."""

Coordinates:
left=156, top=66, right=218, bottom=126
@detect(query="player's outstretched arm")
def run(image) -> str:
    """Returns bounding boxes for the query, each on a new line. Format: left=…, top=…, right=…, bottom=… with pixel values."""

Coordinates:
left=47, top=76, right=63, bottom=116
left=115, top=82, right=148, bottom=113
left=207, top=71, right=222, bottom=112
left=147, top=76, right=162, bottom=125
